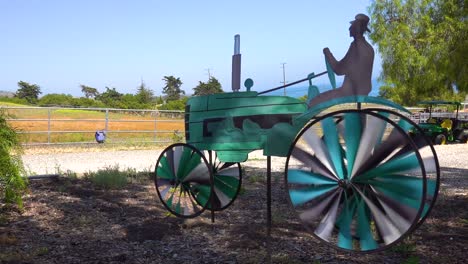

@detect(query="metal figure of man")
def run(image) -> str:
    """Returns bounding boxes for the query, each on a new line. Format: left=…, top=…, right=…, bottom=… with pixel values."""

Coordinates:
left=308, top=14, right=375, bottom=107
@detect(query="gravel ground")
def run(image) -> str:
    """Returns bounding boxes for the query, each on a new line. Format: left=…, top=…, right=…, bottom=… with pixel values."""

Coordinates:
left=22, top=144, right=468, bottom=175
left=4, top=143, right=466, bottom=263
left=22, top=149, right=161, bottom=175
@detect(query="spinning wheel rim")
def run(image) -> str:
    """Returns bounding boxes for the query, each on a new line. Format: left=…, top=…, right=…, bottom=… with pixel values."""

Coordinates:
left=285, top=109, right=428, bottom=253
left=197, top=151, right=243, bottom=211
left=366, top=108, right=440, bottom=229
left=154, top=143, right=213, bottom=218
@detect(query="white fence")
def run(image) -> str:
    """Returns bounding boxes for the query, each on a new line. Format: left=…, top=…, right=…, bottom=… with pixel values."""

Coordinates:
left=408, top=111, right=468, bottom=124
left=3, top=105, right=467, bottom=146
left=1, top=106, right=185, bottom=146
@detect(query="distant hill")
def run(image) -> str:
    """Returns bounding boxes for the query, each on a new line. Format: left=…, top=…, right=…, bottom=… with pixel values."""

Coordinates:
left=0, top=90, right=15, bottom=98
left=263, top=79, right=382, bottom=98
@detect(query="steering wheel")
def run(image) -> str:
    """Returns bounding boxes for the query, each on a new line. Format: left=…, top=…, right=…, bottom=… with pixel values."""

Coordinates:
left=325, top=56, right=337, bottom=89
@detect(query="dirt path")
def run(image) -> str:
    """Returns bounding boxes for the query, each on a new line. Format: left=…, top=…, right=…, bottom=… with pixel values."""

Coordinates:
left=20, top=144, right=468, bottom=176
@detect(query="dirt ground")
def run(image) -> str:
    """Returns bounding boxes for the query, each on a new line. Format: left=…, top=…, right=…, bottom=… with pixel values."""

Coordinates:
left=1, top=163, right=467, bottom=264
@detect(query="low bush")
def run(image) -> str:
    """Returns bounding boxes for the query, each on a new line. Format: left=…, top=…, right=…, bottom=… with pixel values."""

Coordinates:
left=85, top=165, right=128, bottom=189
left=0, top=110, right=27, bottom=209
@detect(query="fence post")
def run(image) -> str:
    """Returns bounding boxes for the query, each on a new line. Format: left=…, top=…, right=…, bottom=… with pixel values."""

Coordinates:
left=154, top=111, right=157, bottom=142
left=105, top=109, right=109, bottom=131
left=47, top=108, right=51, bottom=144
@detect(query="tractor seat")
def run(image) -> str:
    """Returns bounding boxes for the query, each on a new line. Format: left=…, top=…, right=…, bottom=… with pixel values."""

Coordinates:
left=427, top=117, right=437, bottom=124
left=441, top=119, right=453, bottom=131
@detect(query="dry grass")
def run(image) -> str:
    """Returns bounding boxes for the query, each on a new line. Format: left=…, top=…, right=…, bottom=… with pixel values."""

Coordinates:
left=4, top=107, right=184, bottom=144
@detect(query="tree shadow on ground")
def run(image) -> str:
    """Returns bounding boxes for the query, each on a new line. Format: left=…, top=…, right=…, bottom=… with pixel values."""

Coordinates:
left=1, top=164, right=466, bottom=263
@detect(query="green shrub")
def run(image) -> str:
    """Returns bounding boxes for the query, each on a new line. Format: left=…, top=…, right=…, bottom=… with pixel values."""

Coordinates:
left=0, top=110, right=27, bottom=209
left=86, top=165, right=128, bottom=189
left=171, top=130, right=184, bottom=143
left=402, top=256, right=420, bottom=264
left=0, top=96, right=30, bottom=106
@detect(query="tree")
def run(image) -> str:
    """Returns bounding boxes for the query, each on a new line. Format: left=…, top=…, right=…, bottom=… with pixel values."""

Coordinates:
left=80, top=85, right=99, bottom=99
left=38, top=93, right=76, bottom=107
left=120, top=94, right=142, bottom=109
left=136, top=80, right=154, bottom=105
left=96, top=87, right=123, bottom=108
left=193, top=77, right=223, bottom=96
left=369, top=0, right=467, bottom=105
left=15, top=81, right=41, bottom=104
left=158, top=97, right=189, bottom=111
left=156, top=96, right=164, bottom=105
left=0, top=110, right=27, bottom=209
left=162, top=76, right=184, bottom=101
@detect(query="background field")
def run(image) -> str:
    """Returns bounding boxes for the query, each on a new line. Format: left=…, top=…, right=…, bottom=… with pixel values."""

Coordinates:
left=1, top=105, right=184, bottom=145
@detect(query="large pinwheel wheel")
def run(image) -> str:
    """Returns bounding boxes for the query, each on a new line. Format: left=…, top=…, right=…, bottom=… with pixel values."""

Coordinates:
left=366, top=108, right=440, bottom=228
left=155, top=143, right=213, bottom=218
left=285, top=109, right=438, bottom=252
left=198, top=151, right=242, bottom=211
left=155, top=144, right=243, bottom=218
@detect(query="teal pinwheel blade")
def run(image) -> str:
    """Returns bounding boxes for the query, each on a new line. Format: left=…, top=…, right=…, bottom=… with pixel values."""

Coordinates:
left=356, top=198, right=378, bottom=250
left=350, top=114, right=388, bottom=179
left=336, top=196, right=357, bottom=249
left=321, top=117, right=345, bottom=179
left=289, top=185, right=338, bottom=207
left=288, top=169, right=337, bottom=185
left=179, top=150, right=203, bottom=180
left=344, top=113, right=362, bottom=178
left=356, top=153, right=421, bottom=182
left=301, top=129, right=338, bottom=179
left=214, top=175, right=240, bottom=199
left=291, top=147, right=337, bottom=180
left=157, top=156, right=175, bottom=180
left=191, top=185, right=211, bottom=207
left=298, top=189, right=341, bottom=224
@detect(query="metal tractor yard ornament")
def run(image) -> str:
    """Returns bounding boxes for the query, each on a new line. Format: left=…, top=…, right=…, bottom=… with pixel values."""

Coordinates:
left=154, top=14, right=440, bottom=253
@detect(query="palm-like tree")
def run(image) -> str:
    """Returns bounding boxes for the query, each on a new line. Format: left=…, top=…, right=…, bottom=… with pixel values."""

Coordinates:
left=80, top=85, right=99, bottom=99
left=162, top=76, right=184, bottom=101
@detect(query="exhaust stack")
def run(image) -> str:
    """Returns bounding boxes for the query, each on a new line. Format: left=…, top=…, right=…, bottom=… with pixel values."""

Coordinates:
left=231, top=34, right=241, bottom=92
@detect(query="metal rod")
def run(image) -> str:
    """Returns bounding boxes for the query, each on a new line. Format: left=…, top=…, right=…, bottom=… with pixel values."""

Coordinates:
left=258, top=70, right=327, bottom=95
left=281, top=63, right=287, bottom=96
left=105, top=109, right=109, bottom=131
left=266, top=155, right=272, bottom=264
left=209, top=150, right=215, bottom=223
left=266, top=156, right=272, bottom=235
left=47, top=109, right=51, bottom=144
left=155, top=109, right=161, bottom=142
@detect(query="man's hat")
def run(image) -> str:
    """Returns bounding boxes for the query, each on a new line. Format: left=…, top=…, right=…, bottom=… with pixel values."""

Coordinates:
left=351, top=13, right=371, bottom=32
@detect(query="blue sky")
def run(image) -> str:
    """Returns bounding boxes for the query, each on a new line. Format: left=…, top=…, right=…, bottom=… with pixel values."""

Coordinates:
left=0, top=0, right=378, bottom=97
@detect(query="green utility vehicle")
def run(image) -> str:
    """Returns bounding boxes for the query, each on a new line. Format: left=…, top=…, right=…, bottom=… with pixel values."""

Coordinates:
left=413, top=101, right=468, bottom=144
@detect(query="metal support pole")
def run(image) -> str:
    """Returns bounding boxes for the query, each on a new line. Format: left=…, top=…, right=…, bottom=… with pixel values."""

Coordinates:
left=105, top=109, right=109, bottom=131
left=154, top=114, right=157, bottom=143
left=209, top=150, right=215, bottom=223
left=47, top=108, right=51, bottom=144
left=266, top=156, right=272, bottom=263
left=267, top=156, right=272, bottom=235
left=281, top=63, right=287, bottom=96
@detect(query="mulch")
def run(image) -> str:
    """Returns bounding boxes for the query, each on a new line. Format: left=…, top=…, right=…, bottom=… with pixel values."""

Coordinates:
left=1, top=165, right=467, bottom=264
